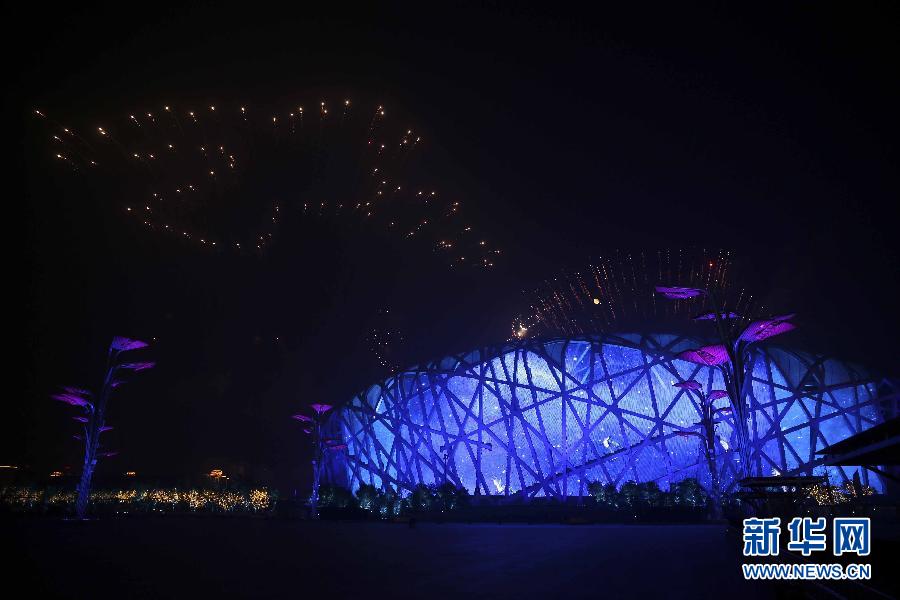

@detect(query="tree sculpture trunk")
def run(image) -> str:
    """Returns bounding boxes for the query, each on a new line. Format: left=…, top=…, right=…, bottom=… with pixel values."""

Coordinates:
left=310, top=459, right=321, bottom=520
left=700, top=397, right=723, bottom=519
left=704, top=436, right=722, bottom=519
left=75, top=456, right=96, bottom=519
left=731, top=363, right=754, bottom=480
left=73, top=353, right=113, bottom=519
left=75, top=411, right=102, bottom=519
left=310, top=419, right=323, bottom=520
left=710, top=294, right=754, bottom=481
left=291, top=403, right=334, bottom=521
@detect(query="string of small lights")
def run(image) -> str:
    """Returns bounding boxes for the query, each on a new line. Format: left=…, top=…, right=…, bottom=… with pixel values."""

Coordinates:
left=1, top=486, right=275, bottom=513
left=365, top=307, right=406, bottom=372
left=805, top=481, right=876, bottom=505
left=33, top=101, right=500, bottom=268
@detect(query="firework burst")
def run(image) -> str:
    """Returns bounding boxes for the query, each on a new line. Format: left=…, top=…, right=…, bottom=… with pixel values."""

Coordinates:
left=512, top=248, right=763, bottom=338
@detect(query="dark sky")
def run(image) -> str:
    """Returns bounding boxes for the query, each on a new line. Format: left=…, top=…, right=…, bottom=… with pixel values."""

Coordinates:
left=14, top=3, right=899, bottom=488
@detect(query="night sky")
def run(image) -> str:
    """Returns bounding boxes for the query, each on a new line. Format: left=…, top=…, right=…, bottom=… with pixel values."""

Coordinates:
left=14, top=4, right=899, bottom=489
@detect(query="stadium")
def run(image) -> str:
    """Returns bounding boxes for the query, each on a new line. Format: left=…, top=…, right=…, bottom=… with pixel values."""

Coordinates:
left=324, top=333, right=894, bottom=499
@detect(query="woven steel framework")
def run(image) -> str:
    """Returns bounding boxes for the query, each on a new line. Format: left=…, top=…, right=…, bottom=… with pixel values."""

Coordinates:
left=326, top=334, right=894, bottom=498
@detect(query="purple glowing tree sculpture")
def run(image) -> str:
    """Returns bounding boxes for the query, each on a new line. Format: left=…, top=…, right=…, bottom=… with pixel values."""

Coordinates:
left=53, top=336, right=153, bottom=519
left=673, top=383, right=731, bottom=516
left=656, top=285, right=796, bottom=482
left=291, top=403, right=335, bottom=519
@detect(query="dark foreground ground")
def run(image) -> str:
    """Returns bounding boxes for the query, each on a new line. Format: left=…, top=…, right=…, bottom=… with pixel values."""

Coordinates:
left=6, top=518, right=895, bottom=599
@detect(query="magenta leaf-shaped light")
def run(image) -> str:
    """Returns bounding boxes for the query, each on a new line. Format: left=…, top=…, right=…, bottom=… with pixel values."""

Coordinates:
left=707, top=390, right=729, bottom=401
left=110, top=380, right=126, bottom=388
left=62, top=386, right=93, bottom=397
left=676, top=344, right=730, bottom=366
left=655, top=285, right=705, bottom=299
left=739, top=318, right=796, bottom=343
left=73, top=434, right=83, bottom=441
left=111, top=336, right=149, bottom=352
left=120, top=361, right=156, bottom=371
left=310, top=403, right=333, bottom=414
left=302, top=428, right=312, bottom=434
left=99, top=426, right=114, bottom=433
left=771, top=313, right=796, bottom=321
left=71, top=416, right=89, bottom=423
left=692, top=311, right=740, bottom=321
left=673, top=381, right=702, bottom=390
left=52, top=393, right=91, bottom=407
left=291, top=414, right=313, bottom=422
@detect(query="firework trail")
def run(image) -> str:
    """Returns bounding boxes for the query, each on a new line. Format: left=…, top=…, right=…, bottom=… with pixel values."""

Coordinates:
left=365, top=307, right=406, bottom=374
left=33, top=101, right=499, bottom=268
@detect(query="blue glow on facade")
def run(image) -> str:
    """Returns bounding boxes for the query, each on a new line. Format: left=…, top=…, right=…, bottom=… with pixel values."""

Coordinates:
left=326, top=334, right=892, bottom=498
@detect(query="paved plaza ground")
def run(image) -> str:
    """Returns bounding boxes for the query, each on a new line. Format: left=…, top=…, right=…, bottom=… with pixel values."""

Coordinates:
left=7, top=518, right=895, bottom=599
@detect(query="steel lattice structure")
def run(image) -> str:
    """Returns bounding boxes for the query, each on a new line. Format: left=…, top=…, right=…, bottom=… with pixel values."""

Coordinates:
left=325, top=334, right=896, bottom=498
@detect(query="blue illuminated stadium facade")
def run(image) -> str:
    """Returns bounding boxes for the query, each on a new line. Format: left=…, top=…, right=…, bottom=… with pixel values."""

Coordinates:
left=325, top=334, right=895, bottom=498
